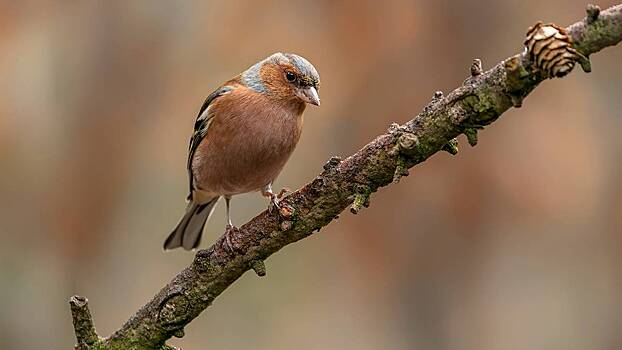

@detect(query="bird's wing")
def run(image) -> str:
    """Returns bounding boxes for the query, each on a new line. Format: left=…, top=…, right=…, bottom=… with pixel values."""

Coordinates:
left=186, top=85, right=235, bottom=199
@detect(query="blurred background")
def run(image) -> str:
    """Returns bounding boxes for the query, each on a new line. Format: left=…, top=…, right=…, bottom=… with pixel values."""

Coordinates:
left=1, top=1, right=621, bottom=349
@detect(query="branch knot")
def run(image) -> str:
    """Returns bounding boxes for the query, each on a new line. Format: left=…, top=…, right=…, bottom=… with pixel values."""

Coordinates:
left=463, top=127, right=480, bottom=147
left=250, top=260, right=267, bottom=276
left=442, top=138, right=460, bottom=155
left=323, top=156, right=342, bottom=171
left=586, top=4, right=601, bottom=24
left=158, top=292, right=191, bottom=331
left=470, top=58, right=483, bottom=76
left=350, top=185, right=371, bottom=214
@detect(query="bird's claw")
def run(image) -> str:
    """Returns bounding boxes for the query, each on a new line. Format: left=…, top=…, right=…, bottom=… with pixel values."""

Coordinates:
left=224, top=224, right=239, bottom=253
left=267, top=187, right=290, bottom=213
left=268, top=195, right=281, bottom=214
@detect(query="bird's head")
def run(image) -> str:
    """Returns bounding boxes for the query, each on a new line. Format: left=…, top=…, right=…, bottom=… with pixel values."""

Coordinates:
left=241, top=52, right=321, bottom=107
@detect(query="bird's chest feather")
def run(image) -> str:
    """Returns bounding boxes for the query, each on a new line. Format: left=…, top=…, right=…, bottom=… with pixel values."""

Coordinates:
left=192, top=98, right=304, bottom=195
left=231, top=109, right=303, bottom=166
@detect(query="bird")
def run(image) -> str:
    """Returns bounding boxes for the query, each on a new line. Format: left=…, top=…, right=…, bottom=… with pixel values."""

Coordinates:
left=164, top=52, right=321, bottom=251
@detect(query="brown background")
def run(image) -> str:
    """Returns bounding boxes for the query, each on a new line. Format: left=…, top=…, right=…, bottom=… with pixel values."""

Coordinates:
left=0, top=1, right=621, bottom=349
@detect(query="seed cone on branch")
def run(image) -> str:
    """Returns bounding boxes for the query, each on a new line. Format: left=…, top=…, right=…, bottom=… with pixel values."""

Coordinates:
left=524, top=22, right=583, bottom=77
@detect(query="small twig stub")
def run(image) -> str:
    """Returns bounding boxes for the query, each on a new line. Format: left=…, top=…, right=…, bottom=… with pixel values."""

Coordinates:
left=471, top=58, right=483, bottom=76
left=69, top=295, right=99, bottom=347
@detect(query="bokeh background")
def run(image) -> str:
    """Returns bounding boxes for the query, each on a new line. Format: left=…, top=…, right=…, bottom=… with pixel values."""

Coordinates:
left=1, top=1, right=621, bottom=349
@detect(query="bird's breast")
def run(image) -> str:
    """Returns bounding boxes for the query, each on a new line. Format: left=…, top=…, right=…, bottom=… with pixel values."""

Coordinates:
left=191, top=97, right=305, bottom=196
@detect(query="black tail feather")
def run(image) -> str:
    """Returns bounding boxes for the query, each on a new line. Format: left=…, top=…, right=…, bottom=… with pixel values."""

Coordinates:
left=164, top=197, right=219, bottom=250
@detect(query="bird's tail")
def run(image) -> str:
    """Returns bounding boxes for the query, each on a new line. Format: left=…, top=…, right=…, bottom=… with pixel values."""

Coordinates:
left=164, top=196, right=220, bottom=250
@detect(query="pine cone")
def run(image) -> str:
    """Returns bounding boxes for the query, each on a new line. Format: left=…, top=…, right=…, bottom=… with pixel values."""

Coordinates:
left=524, top=22, right=580, bottom=78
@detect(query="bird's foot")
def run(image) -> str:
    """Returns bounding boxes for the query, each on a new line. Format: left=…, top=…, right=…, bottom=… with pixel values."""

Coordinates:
left=224, top=224, right=239, bottom=253
left=267, top=187, right=290, bottom=214
left=268, top=194, right=281, bottom=214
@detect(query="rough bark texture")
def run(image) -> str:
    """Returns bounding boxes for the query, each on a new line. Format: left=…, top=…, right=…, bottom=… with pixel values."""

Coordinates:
left=70, top=296, right=100, bottom=350
left=71, top=4, right=622, bottom=349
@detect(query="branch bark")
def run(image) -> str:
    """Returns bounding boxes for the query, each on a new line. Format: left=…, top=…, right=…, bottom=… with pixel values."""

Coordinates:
left=71, top=4, right=622, bottom=349
left=69, top=296, right=100, bottom=349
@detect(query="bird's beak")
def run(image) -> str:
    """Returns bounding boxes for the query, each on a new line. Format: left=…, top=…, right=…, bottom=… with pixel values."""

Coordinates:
left=297, top=86, right=320, bottom=106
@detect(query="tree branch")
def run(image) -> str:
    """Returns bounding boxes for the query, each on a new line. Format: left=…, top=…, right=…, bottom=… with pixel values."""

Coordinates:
left=71, top=4, right=622, bottom=349
left=69, top=296, right=100, bottom=349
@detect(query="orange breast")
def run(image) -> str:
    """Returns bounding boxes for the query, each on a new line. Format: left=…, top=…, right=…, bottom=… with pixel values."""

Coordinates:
left=191, top=88, right=305, bottom=195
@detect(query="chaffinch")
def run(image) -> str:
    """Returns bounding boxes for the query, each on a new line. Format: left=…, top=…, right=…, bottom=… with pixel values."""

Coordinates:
left=164, top=53, right=321, bottom=251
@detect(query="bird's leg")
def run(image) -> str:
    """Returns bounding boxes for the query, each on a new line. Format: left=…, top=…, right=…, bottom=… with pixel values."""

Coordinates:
left=225, top=195, right=233, bottom=227
left=261, top=183, right=281, bottom=213
left=224, top=195, right=236, bottom=252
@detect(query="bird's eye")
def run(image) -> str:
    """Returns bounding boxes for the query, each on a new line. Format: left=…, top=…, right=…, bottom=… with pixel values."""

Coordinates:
left=285, top=71, right=296, bottom=82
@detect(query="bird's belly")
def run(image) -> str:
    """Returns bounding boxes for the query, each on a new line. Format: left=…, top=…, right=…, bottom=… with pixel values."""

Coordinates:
left=192, top=115, right=302, bottom=196
left=204, top=154, right=286, bottom=195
